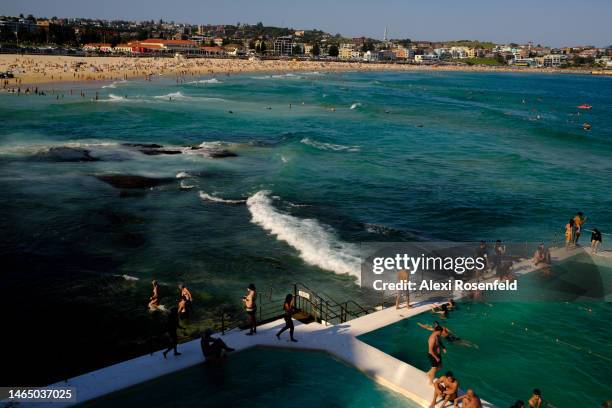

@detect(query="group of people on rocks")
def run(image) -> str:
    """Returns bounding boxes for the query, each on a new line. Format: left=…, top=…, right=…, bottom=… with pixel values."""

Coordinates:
left=565, top=211, right=603, bottom=253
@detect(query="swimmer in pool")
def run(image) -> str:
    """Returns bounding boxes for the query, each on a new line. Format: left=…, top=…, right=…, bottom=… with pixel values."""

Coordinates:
left=432, top=303, right=450, bottom=319
left=418, top=322, right=479, bottom=349
left=528, top=389, right=543, bottom=408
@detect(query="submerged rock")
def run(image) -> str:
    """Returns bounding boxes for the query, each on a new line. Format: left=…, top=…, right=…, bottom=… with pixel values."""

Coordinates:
left=139, top=149, right=182, bottom=156
left=95, top=174, right=173, bottom=189
left=40, top=146, right=100, bottom=162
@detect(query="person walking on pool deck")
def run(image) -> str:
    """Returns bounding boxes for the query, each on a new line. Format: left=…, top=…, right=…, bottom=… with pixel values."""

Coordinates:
left=162, top=307, right=184, bottom=358
left=430, top=371, right=458, bottom=407
left=276, top=293, right=298, bottom=342
left=148, top=280, right=160, bottom=310
left=427, top=325, right=446, bottom=384
left=243, top=283, right=257, bottom=335
left=200, top=328, right=234, bottom=361
left=453, top=389, right=482, bottom=407
left=591, top=228, right=602, bottom=254
left=573, top=212, right=587, bottom=245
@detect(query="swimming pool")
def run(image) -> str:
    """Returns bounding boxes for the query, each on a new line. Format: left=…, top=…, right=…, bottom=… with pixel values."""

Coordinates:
left=359, top=299, right=612, bottom=407
left=79, top=347, right=420, bottom=407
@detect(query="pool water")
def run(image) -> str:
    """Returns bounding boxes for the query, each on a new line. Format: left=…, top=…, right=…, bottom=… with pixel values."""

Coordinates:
left=359, top=301, right=612, bottom=407
left=79, top=347, right=420, bottom=408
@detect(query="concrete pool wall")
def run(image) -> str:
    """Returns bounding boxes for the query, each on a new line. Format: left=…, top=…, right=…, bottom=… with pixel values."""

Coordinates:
left=28, top=246, right=606, bottom=408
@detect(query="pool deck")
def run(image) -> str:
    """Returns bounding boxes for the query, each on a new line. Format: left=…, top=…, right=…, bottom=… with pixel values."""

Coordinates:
left=29, top=246, right=603, bottom=408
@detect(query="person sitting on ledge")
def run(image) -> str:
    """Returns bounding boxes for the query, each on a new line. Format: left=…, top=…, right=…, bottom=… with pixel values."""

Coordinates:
left=430, top=371, right=459, bottom=407
left=533, top=243, right=551, bottom=267
left=200, top=328, right=235, bottom=361
left=453, top=388, right=482, bottom=408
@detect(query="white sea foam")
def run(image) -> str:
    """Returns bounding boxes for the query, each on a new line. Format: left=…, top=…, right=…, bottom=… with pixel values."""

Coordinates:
left=246, top=190, right=361, bottom=279
left=115, top=274, right=139, bottom=281
left=187, top=78, right=223, bottom=84
left=300, top=137, right=360, bottom=152
left=180, top=180, right=195, bottom=190
left=199, top=191, right=246, bottom=204
left=350, top=102, right=362, bottom=110
left=176, top=171, right=190, bottom=179
left=153, top=91, right=190, bottom=100
left=102, top=80, right=127, bottom=89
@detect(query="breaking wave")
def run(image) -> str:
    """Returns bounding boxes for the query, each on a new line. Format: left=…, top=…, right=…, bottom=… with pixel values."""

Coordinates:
left=246, top=190, right=361, bottom=279
left=199, top=191, right=246, bottom=204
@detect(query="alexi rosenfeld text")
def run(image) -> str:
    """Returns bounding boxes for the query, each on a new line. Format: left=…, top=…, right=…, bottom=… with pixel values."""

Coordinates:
left=368, top=253, right=518, bottom=292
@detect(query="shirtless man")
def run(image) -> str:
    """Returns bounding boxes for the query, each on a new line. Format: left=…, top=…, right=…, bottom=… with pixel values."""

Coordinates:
left=454, top=389, right=482, bottom=408
left=427, top=325, right=446, bottom=385
left=179, top=284, right=193, bottom=302
left=200, top=328, right=234, bottom=361
left=528, top=389, right=542, bottom=408
left=430, top=371, right=458, bottom=407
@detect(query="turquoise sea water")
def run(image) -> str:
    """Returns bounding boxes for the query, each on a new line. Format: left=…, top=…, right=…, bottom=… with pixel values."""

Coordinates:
left=359, top=299, right=612, bottom=407
left=1, top=71, right=611, bottom=384
left=79, top=348, right=419, bottom=408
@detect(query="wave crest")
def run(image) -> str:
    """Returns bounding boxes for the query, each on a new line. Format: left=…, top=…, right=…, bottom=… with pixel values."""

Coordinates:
left=246, top=191, right=361, bottom=279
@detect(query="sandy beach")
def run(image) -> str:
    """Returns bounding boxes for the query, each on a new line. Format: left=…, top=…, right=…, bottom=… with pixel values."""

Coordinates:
left=0, top=54, right=601, bottom=88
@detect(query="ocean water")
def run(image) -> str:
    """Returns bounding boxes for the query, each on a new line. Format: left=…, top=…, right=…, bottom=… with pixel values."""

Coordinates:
left=359, top=299, right=612, bottom=407
left=79, top=347, right=420, bottom=408
left=1, top=71, right=611, bottom=385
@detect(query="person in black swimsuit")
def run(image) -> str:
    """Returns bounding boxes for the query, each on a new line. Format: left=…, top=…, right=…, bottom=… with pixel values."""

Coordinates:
left=163, top=307, right=183, bottom=358
left=276, top=294, right=298, bottom=342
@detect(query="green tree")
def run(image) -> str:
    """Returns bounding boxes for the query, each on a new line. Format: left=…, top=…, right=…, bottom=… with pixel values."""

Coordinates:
left=311, top=43, right=320, bottom=56
left=328, top=44, right=339, bottom=57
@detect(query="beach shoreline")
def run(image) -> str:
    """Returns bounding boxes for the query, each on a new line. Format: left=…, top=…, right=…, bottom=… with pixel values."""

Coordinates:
left=1, top=54, right=608, bottom=88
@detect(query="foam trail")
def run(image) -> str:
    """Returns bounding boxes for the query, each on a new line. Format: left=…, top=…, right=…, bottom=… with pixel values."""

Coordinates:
left=246, top=191, right=361, bottom=279
left=300, top=137, right=360, bottom=152
left=350, top=103, right=362, bottom=110
left=153, top=91, right=189, bottom=100
left=115, top=274, right=139, bottom=281
left=180, top=180, right=195, bottom=190
left=188, top=78, right=223, bottom=84
left=199, top=191, right=246, bottom=204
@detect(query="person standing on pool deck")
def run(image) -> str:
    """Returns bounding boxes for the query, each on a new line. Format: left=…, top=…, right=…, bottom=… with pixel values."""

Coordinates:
left=396, top=269, right=410, bottom=309
left=565, top=218, right=575, bottom=249
left=148, top=280, right=160, bottom=310
left=427, top=325, right=446, bottom=384
left=573, top=212, right=587, bottom=245
left=243, top=283, right=257, bottom=335
left=162, top=307, right=183, bottom=358
left=453, top=388, right=482, bottom=407
left=430, top=371, right=458, bottom=407
left=528, top=389, right=543, bottom=408
left=591, top=228, right=602, bottom=254
left=276, top=294, right=298, bottom=342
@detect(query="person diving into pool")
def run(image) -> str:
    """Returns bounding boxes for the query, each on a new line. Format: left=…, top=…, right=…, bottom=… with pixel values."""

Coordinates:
left=418, top=321, right=479, bottom=349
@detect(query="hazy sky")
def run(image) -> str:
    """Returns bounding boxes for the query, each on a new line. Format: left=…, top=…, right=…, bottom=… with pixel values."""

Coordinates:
left=3, top=0, right=611, bottom=47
